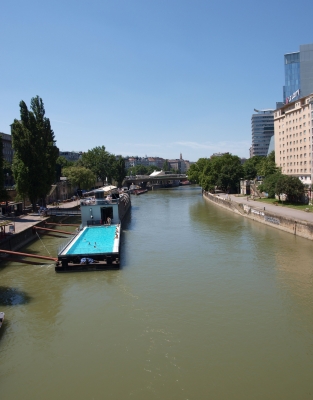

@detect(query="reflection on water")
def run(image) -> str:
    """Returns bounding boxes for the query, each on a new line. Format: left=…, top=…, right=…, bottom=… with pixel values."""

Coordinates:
left=0, top=187, right=313, bottom=400
left=0, top=286, right=32, bottom=306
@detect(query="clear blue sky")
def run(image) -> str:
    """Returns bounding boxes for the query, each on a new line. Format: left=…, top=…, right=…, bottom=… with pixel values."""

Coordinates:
left=1, top=0, right=312, bottom=161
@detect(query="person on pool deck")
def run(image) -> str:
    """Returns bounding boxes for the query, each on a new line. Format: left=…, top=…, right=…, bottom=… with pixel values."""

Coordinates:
left=106, top=217, right=111, bottom=225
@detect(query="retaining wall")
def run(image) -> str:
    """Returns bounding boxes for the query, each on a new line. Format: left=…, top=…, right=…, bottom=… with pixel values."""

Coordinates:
left=0, top=221, right=46, bottom=253
left=203, top=191, right=313, bottom=241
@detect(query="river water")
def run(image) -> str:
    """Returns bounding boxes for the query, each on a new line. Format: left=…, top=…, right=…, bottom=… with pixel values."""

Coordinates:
left=0, top=186, right=313, bottom=400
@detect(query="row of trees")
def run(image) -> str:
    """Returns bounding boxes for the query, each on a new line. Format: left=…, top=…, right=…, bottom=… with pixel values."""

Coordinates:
left=187, top=151, right=305, bottom=202
left=187, top=153, right=244, bottom=193
left=258, top=173, right=305, bottom=202
left=59, top=146, right=126, bottom=190
left=187, top=150, right=285, bottom=192
left=3, top=96, right=127, bottom=210
left=127, top=164, right=161, bottom=176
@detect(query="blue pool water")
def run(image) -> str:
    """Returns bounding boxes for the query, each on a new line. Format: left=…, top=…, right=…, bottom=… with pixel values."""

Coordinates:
left=65, top=226, right=116, bottom=255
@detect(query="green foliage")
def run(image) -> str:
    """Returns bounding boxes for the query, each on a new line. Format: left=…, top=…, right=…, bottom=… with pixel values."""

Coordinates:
left=275, top=175, right=305, bottom=202
left=0, top=137, right=9, bottom=201
left=242, top=156, right=264, bottom=180
left=81, top=146, right=115, bottom=185
left=258, top=172, right=305, bottom=202
left=187, top=154, right=243, bottom=193
left=258, top=172, right=282, bottom=198
left=56, top=156, right=75, bottom=169
left=62, top=166, right=95, bottom=190
left=128, top=164, right=161, bottom=176
left=3, top=159, right=12, bottom=175
left=112, top=158, right=127, bottom=187
left=11, top=96, right=59, bottom=210
left=257, top=151, right=279, bottom=177
left=186, top=158, right=208, bottom=184
left=162, top=160, right=169, bottom=171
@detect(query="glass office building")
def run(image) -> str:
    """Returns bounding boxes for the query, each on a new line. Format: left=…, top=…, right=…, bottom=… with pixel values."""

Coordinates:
left=283, top=43, right=313, bottom=104
left=283, top=52, right=300, bottom=102
left=250, top=109, right=274, bottom=157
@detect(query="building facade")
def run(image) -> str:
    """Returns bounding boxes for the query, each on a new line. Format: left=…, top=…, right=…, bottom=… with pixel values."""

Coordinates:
left=124, top=154, right=193, bottom=173
left=250, top=109, right=275, bottom=157
left=274, top=93, right=313, bottom=184
left=0, top=132, right=14, bottom=164
left=59, top=151, right=82, bottom=162
left=283, top=43, right=313, bottom=104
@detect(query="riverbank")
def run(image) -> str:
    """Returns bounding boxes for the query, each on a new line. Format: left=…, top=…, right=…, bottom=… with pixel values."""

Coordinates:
left=0, top=205, right=79, bottom=253
left=203, top=191, right=313, bottom=241
left=0, top=214, right=49, bottom=253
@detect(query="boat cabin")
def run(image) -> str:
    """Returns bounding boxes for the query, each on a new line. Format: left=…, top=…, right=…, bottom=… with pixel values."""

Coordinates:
left=80, top=188, right=130, bottom=228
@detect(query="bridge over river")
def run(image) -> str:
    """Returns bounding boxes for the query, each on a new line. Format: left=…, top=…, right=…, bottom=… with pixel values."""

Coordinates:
left=123, top=173, right=188, bottom=188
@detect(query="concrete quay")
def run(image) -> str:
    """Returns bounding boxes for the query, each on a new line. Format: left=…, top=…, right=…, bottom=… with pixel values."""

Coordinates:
left=0, top=200, right=79, bottom=253
left=203, top=191, right=313, bottom=241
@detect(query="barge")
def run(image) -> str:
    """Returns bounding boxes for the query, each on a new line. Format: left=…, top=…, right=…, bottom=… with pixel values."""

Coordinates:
left=55, top=189, right=131, bottom=272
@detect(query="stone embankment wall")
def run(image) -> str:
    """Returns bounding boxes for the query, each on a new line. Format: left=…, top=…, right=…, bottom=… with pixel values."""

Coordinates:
left=203, top=191, right=313, bottom=241
left=0, top=221, right=46, bottom=253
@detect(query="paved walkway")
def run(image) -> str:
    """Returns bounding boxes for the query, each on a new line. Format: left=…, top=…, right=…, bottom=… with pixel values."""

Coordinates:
left=217, top=194, right=313, bottom=223
left=0, top=214, right=45, bottom=234
left=0, top=200, right=80, bottom=235
left=46, top=200, right=80, bottom=209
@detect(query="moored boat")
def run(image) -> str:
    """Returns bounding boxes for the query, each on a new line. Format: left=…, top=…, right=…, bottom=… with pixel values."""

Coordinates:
left=56, top=188, right=131, bottom=272
left=0, top=312, right=4, bottom=328
left=134, top=189, right=148, bottom=195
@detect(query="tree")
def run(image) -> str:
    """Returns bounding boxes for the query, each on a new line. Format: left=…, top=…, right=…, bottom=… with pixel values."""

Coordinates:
left=81, top=146, right=115, bottom=185
left=187, top=154, right=243, bottom=193
left=62, top=166, right=95, bottom=191
left=162, top=159, right=169, bottom=171
left=112, top=157, right=126, bottom=187
left=11, top=96, right=59, bottom=210
left=0, top=137, right=9, bottom=202
left=56, top=156, right=74, bottom=169
left=275, top=175, right=305, bottom=203
left=187, top=158, right=209, bottom=184
left=257, top=151, right=279, bottom=177
left=146, top=165, right=161, bottom=175
left=128, top=164, right=148, bottom=176
left=242, top=156, right=264, bottom=180
left=258, top=172, right=282, bottom=198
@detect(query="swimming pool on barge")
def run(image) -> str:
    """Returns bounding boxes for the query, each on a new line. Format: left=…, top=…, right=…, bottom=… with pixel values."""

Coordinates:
left=60, top=225, right=119, bottom=256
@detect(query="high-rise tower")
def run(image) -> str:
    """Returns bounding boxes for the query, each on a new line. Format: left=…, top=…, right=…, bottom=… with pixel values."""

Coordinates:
left=283, top=43, right=313, bottom=104
left=250, top=109, right=274, bottom=157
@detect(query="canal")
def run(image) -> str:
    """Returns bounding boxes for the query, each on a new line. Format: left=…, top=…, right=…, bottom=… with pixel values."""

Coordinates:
left=0, top=186, right=313, bottom=399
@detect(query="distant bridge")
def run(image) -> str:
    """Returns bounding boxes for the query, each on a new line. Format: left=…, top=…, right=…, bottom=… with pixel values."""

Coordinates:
left=123, top=174, right=188, bottom=187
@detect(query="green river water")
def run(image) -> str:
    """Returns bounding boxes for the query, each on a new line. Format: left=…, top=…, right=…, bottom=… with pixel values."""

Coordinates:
left=0, top=186, right=313, bottom=399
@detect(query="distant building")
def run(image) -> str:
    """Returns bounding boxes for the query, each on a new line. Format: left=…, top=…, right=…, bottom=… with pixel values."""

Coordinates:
left=211, top=152, right=229, bottom=158
left=168, top=159, right=181, bottom=172
left=147, top=157, right=164, bottom=169
left=59, top=151, right=82, bottom=162
left=0, top=132, right=13, bottom=164
left=267, top=136, right=275, bottom=155
left=250, top=109, right=274, bottom=157
left=274, top=92, right=313, bottom=184
left=283, top=43, right=313, bottom=104
left=124, top=154, right=193, bottom=173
